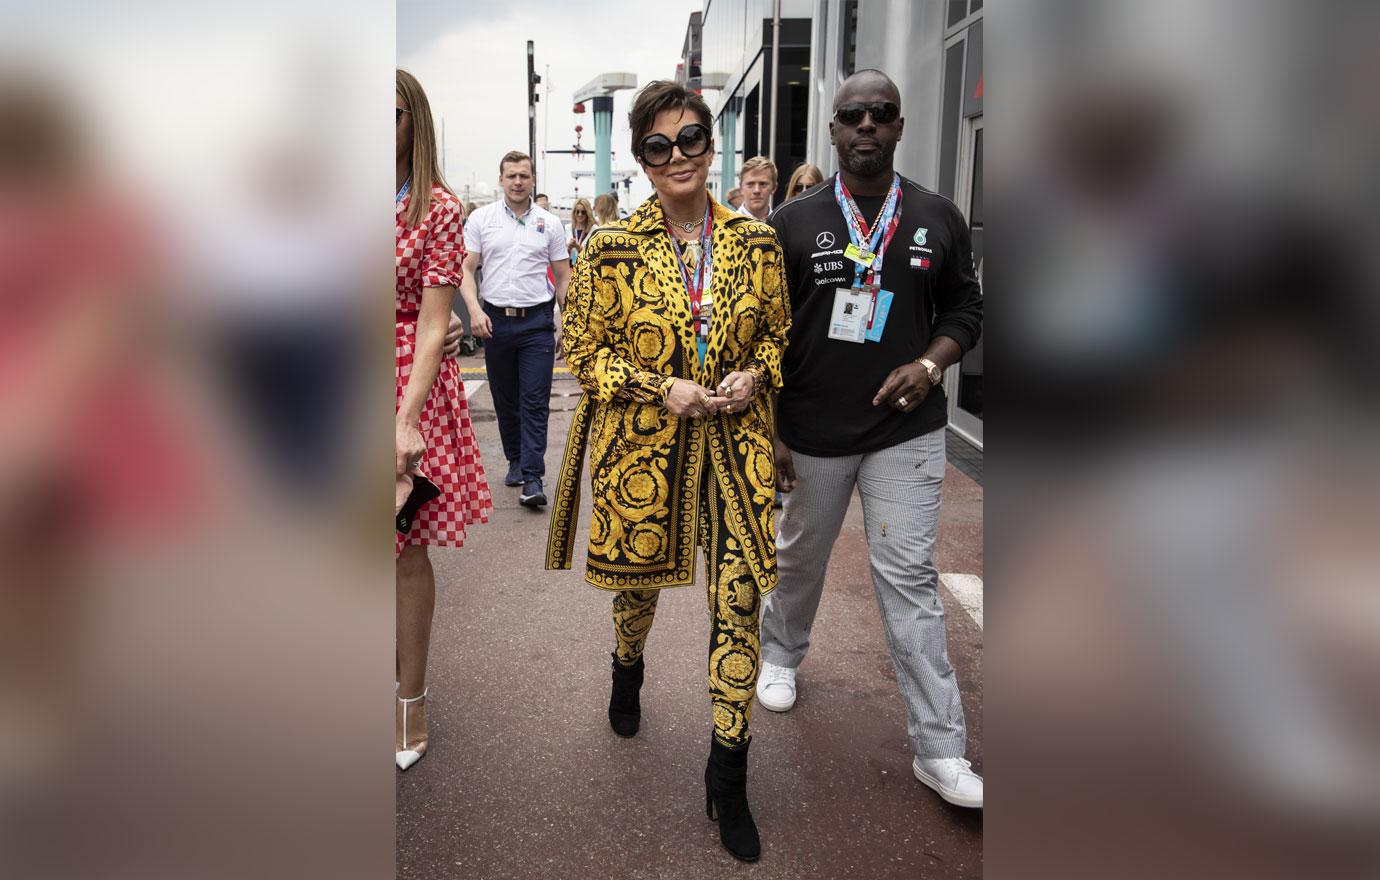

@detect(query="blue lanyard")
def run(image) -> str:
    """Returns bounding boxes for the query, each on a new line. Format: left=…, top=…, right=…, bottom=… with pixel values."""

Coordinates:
left=834, top=173, right=901, bottom=287
left=396, top=178, right=411, bottom=206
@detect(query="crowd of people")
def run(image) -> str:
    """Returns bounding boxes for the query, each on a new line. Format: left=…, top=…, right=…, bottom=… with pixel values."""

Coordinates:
left=395, top=66, right=983, bottom=861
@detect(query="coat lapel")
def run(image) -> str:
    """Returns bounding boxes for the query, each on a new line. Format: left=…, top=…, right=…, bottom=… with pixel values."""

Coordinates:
left=700, top=200, right=751, bottom=385
left=628, top=196, right=706, bottom=380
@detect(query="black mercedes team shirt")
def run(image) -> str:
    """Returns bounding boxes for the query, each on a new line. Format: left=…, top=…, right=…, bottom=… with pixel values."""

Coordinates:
left=768, top=175, right=983, bottom=457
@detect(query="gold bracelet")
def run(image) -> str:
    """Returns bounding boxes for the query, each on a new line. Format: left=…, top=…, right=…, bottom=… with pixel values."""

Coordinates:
left=744, top=364, right=765, bottom=395
left=658, top=375, right=677, bottom=404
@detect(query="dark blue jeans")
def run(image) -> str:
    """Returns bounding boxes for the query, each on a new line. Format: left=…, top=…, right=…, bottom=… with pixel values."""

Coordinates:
left=483, top=300, right=555, bottom=481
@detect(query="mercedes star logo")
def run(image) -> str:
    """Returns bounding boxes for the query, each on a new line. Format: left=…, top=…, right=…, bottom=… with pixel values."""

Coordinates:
left=816, top=231, right=836, bottom=249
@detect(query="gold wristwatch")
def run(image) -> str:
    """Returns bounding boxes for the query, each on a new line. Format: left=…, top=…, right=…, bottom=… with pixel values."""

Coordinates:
left=917, top=357, right=943, bottom=386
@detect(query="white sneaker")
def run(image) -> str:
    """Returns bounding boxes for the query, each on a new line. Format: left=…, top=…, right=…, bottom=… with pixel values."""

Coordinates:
left=912, top=756, right=983, bottom=808
left=755, top=662, right=797, bottom=712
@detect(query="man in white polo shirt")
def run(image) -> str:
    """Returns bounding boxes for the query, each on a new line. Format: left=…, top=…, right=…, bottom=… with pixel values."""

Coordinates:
left=459, top=150, right=570, bottom=508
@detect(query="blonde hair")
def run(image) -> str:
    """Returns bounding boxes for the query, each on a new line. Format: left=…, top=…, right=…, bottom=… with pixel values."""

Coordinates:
left=785, top=162, right=824, bottom=200
left=570, top=197, right=594, bottom=232
left=739, top=155, right=778, bottom=184
left=593, top=193, right=619, bottom=225
left=396, top=69, right=454, bottom=228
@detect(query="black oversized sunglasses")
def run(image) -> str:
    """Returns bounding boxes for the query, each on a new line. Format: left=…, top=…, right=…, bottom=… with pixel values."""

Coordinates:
left=637, top=123, right=711, bottom=167
left=834, top=101, right=900, bottom=126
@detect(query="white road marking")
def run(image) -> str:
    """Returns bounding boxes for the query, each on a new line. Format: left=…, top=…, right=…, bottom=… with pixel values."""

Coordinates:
left=463, top=380, right=486, bottom=400
left=940, top=573, right=983, bottom=629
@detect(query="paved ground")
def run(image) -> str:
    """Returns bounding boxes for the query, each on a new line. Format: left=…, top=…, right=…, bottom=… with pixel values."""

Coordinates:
left=397, top=364, right=984, bottom=879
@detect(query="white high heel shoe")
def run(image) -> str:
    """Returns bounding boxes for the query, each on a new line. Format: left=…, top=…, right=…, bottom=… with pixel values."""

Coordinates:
left=396, top=688, right=428, bottom=771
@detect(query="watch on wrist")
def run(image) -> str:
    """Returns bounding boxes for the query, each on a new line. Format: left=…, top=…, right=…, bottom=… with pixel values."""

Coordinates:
left=917, top=357, right=943, bottom=386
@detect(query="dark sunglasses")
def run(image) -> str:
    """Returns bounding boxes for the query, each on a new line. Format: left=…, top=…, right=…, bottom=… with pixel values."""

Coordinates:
left=834, top=101, right=900, bottom=126
left=638, top=123, right=711, bottom=167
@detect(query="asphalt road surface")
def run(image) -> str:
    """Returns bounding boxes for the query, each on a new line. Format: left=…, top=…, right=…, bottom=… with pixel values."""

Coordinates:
left=397, top=366, right=983, bottom=879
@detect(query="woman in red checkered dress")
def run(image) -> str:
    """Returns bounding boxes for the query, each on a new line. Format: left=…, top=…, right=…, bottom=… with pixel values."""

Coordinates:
left=395, top=69, right=491, bottom=771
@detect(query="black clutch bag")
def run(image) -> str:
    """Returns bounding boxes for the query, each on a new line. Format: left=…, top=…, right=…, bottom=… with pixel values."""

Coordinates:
left=396, top=474, right=441, bottom=535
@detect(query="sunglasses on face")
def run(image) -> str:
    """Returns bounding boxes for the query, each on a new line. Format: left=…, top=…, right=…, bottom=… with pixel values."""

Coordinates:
left=638, top=123, right=711, bottom=167
left=834, top=101, right=900, bottom=126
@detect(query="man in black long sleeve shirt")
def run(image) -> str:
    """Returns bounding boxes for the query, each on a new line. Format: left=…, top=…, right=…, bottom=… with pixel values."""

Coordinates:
left=756, top=69, right=984, bottom=808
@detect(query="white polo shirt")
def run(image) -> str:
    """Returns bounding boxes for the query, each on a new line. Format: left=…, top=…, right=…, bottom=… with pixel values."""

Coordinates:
left=737, top=200, right=771, bottom=221
left=464, top=199, right=569, bottom=307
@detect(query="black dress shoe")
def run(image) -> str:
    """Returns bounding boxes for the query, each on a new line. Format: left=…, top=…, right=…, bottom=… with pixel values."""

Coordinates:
left=519, top=480, right=547, bottom=508
left=504, top=461, right=523, bottom=486
left=705, top=737, right=761, bottom=862
left=607, top=652, right=644, bottom=737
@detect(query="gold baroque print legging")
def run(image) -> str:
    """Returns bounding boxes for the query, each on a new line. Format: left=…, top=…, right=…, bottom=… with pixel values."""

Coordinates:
left=611, top=472, right=761, bottom=747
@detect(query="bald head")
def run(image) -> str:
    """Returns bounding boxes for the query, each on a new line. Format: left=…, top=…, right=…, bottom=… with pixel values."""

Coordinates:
left=834, top=69, right=901, bottom=110
left=829, top=69, right=905, bottom=183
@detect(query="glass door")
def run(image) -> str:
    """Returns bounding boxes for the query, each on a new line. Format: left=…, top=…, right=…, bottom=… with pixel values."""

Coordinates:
left=947, top=114, right=983, bottom=447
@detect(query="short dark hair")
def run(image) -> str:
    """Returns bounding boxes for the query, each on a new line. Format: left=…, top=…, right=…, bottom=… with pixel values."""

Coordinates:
left=499, top=150, right=533, bottom=175
left=627, top=80, right=713, bottom=157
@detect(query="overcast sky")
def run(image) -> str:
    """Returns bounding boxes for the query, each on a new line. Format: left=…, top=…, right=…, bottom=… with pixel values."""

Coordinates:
left=399, top=0, right=704, bottom=209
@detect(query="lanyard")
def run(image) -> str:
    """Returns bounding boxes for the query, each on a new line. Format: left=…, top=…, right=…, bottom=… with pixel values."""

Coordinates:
left=835, top=173, right=901, bottom=287
left=667, top=201, right=714, bottom=336
left=396, top=178, right=411, bottom=207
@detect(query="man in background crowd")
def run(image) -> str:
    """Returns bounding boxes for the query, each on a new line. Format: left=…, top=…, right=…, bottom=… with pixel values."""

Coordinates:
left=458, top=152, right=569, bottom=509
left=737, top=156, right=777, bottom=220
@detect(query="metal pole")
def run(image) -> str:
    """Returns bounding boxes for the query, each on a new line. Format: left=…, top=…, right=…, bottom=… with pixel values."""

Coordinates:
left=768, top=0, right=780, bottom=165
left=526, top=41, right=537, bottom=163
left=592, top=95, right=613, bottom=197
left=543, top=63, right=551, bottom=189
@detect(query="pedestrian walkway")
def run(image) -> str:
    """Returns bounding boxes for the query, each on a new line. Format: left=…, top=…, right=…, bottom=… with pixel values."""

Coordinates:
left=397, top=375, right=984, bottom=879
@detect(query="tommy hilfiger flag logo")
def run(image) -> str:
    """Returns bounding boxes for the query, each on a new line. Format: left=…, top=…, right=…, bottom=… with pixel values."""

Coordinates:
left=910, top=256, right=931, bottom=269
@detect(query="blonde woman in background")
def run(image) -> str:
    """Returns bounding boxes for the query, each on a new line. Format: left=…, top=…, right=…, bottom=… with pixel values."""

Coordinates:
left=567, top=197, right=595, bottom=261
left=784, top=162, right=824, bottom=201
left=592, top=192, right=620, bottom=227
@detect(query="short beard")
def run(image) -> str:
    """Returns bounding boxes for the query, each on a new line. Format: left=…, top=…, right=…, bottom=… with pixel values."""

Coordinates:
left=839, top=147, right=892, bottom=178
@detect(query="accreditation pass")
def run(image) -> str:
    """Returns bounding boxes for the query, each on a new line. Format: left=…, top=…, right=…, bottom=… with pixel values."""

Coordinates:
left=828, top=286, right=871, bottom=343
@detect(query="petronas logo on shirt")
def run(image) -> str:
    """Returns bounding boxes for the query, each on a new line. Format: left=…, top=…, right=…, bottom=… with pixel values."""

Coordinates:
left=914, top=227, right=928, bottom=246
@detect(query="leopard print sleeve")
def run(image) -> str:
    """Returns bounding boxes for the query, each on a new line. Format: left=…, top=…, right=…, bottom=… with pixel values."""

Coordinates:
left=745, top=232, right=791, bottom=394
left=562, top=234, right=668, bottom=405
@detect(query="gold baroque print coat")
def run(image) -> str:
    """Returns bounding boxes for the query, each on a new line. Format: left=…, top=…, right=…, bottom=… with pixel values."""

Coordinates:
left=546, top=195, right=790, bottom=594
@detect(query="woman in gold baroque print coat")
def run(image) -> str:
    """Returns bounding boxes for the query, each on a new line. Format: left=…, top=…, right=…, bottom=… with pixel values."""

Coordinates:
left=546, top=81, right=788, bottom=862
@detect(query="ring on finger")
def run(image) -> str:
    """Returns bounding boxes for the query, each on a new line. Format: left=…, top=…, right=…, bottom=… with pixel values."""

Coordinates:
left=897, top=395, right=909, bottom=407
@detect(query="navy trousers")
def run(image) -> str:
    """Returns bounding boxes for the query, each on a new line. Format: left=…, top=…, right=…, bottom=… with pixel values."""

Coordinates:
left=483, top=300, right=555, bottom=481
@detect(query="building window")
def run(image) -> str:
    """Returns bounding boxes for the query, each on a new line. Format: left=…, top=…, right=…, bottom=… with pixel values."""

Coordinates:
left=948, top=0, right=967, bottom=28
left=938, top=41, right=965, bottom=199
left=840, top=0, right=858, bottom=77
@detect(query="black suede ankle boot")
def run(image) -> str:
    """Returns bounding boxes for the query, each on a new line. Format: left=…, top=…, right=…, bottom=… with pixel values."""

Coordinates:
left=607, top=652, right=644, bottom=737
left=704, top=737, right=761, bottom=862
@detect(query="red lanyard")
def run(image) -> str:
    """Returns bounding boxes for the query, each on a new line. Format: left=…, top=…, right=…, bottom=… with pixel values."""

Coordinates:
left=836, top=174, right=902, bottom=287
left=667, top=202, right=713, bottom=322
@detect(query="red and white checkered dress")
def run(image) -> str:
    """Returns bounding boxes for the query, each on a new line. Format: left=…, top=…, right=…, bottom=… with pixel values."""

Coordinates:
left=396, top=183, right=491, bottom=556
